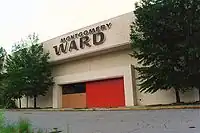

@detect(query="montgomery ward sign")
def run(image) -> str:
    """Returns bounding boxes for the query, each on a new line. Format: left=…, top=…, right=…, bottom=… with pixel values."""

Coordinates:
left=53, top=23, right=112, bottom=56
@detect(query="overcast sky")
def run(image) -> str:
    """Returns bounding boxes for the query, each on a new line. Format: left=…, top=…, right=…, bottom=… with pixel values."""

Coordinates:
left=0, top=0, right=135, bottom=52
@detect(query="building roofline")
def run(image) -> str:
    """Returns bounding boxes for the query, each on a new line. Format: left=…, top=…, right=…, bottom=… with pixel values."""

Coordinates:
left=42, top=11, right=133, bottom=44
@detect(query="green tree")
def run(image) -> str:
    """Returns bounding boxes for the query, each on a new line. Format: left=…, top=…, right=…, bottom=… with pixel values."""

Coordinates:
left=179, top=0, right=200, bottom=102
left=130, top=0, right=200, bottom=103
left=5, top=33, right=54, bottom=108
left=0, top=47, right=6, bottom=72
left=0, top=47, right=17, bottom=109
left=4, top=48, right=26, bottom=108
left=0, top=47, right=6, bottom=87
left=0, top=47, right=7, bottom=107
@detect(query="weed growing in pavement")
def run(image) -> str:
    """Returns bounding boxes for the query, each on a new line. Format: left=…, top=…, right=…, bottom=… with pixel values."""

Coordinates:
left=0, top=110, right=48, bottom=133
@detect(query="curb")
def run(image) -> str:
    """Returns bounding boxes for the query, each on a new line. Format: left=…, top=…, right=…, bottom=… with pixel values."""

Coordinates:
left=2, top=105, right=200, bottom=112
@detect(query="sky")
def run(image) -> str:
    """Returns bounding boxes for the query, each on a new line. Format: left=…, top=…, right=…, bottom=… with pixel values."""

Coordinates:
left=0, top=0, right=135, bottom=52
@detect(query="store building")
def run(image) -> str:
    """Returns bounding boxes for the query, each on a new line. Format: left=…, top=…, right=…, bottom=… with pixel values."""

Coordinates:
left=21, top=12, right=198, bottom=108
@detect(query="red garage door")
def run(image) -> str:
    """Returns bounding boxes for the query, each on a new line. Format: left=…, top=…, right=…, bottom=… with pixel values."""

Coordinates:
left=86, top=78, right=125, bottom=108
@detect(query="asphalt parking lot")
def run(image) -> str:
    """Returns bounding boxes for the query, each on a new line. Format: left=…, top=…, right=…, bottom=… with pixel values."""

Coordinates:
left=4, top=109, right=200, bottom=133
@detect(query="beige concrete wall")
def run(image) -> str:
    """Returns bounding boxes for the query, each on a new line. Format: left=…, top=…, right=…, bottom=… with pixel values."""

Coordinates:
left=52, top=49, right=135, bottom=77
left=136, top=89, right=198, bottom=106
left=20, top=88, right=53, bottom=108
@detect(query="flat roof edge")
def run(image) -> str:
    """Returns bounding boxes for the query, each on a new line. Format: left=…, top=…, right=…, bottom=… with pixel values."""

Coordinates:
left=42, top=11, right=133, bottom=44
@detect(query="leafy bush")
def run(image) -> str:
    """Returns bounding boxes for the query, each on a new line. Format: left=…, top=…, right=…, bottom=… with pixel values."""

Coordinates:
left=0, top=99, right=17, bottom=109
left=0, top=89, right=18, bottom=109
left=4, top=99, right=18, bottom=109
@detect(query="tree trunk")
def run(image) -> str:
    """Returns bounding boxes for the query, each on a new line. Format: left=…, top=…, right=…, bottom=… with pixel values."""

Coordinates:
left=26, top=96, right=29, bottom=108
left=19, top=98, right=21, bottom=108
left=33, top=95, right=37, bottom=109
left=198, top=89, right=200, bottom=102
left=175, top=89, right=181, bottom=103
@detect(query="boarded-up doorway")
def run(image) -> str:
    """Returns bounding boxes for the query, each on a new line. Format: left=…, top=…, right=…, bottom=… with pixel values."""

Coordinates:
left=62, top=83, right=86, bottom=108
